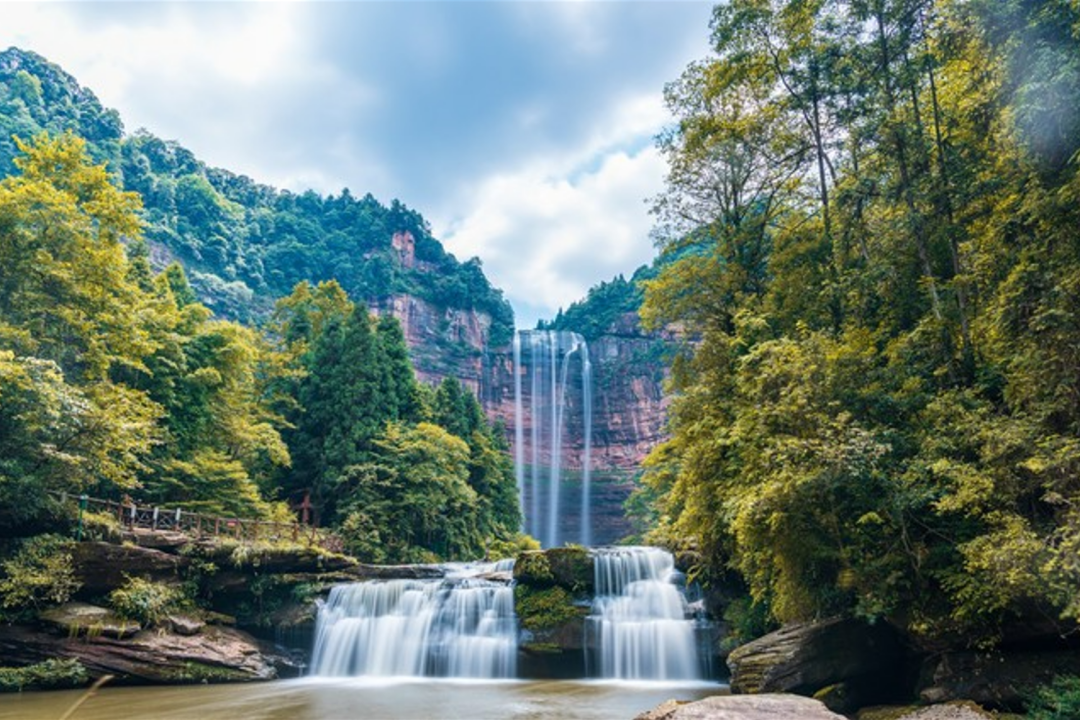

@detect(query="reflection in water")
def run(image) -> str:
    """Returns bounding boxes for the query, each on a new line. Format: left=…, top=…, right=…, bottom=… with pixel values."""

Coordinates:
left=0, top=679, right=725, bottom=720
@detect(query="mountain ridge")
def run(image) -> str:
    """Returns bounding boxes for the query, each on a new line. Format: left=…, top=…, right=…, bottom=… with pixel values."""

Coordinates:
left=0, top=46, right=514, bottom=383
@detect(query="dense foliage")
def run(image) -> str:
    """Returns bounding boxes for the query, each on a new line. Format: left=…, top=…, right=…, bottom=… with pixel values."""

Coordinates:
left=0, top=47, right=514, bottom=344
left=0, top=134, right=520, bottom=566
left=636, top=0, right=1080, bottom=645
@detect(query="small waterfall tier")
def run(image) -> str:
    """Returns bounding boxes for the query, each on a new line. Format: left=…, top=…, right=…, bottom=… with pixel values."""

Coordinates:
left=310, top=561, right=516, bottom=679
left=587, top=547, right=709, bottom=680
left=513, top=329, right=593, bottom=548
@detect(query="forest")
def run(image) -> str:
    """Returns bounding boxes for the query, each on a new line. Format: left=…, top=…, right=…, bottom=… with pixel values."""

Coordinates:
left=0, top=47, right=515, bottom=342
left=0, top=133, right=521, bottom=566
left=632, top=0, right=1080, bottom=650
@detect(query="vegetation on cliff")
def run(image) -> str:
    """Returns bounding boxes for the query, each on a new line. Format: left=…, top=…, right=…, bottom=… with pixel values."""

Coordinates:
left=635, top=0, right=1080, bottom=648
left=0, top=46, right=514, bottom=344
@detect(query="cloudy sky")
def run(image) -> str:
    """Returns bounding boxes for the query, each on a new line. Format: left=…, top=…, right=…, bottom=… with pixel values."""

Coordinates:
left=0, top=1, right=714, bottom=327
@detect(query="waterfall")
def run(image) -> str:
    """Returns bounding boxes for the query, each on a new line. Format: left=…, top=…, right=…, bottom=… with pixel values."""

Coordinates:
left=587, top=547, right=709, bottom=681
left=512, top=330, right=592, bottom=548
left=309, top=562, right=517, bottom=679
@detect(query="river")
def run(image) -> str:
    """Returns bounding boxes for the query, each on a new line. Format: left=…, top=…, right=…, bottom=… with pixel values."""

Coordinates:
left=0, top=679, right=725, bottom=720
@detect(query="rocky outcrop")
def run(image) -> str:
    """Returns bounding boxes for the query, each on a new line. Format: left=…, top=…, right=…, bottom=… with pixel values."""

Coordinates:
left=371, top=293, right=494, bottom=392
left=727, top=618, right=907, bottom=711
left=71, top=542, right=189, bottom=595
left=39, top=603, right=141, bottom=639
left=513, top=547, right=593, bottom=677
left=0, top=623, right=281, bottom=684
left=636, top=694, right=847, bottom=720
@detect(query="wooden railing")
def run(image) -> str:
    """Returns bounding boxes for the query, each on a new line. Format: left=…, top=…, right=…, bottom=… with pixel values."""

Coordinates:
left=52, top=492, right=344, bottom=553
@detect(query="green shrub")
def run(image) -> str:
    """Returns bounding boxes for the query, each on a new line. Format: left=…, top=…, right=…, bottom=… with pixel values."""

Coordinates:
left=108, top=576, right=183, bottom=627
left=1027, top=676, right=1080, bottom=719
left=0, top=534, right=81, bottom=618
left=515, top=585, right=580, bottom=633
left=0, top=658, right=88, bottom=692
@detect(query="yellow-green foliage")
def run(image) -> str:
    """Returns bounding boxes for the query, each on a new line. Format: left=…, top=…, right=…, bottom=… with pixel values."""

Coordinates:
left=514, top=551, right=554, bottom=585
left=515, top=585, right=580, bottom=633
left=108, top=576, right=183, bottom=627
left=633, top=0, right=1080, bottom=642
left=0, top=535, right=80, bottom=617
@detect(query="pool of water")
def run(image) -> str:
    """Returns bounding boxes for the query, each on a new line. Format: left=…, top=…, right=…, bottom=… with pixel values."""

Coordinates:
left=0, top=678, right=727, bottom=720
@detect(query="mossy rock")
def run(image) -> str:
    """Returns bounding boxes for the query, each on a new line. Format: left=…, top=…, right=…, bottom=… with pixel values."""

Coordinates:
left=514, top=551, right=554, bottom=586
left=515, top=585, right=579, bottom=633
left=545, top=546, right=593, bottom=595
left=158, top=660, right=251, bottom=684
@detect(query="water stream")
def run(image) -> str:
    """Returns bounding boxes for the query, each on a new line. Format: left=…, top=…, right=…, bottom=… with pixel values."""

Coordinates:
left=588, top=547, right=711, bottom=681
left=309, top=562, right=517, bottom=679
left=513, top=330, right=593, bottom=548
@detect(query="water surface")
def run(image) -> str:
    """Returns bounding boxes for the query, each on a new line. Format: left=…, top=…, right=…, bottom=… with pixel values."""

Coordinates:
left=0, top=678, right=726, bottom=720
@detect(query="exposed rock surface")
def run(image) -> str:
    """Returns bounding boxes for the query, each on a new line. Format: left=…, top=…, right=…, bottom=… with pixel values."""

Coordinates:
left=39, top=602, right=140, bottom=639
left=372, top=293, right=494, bottom=392
left=727, top=617, right=907, bottom=707
left=0, top=624, right=279, bottom=683
left=635, top=694, right=846, bottom=719
left=71, top=542, right=188, bottom=594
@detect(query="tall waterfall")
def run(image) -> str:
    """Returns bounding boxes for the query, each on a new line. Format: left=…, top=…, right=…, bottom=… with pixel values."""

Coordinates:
left=587, top=547, right=709, bottom=681
left=309, top=562, right=517, bottom=679
left=512, top=330, right=593, bottom=548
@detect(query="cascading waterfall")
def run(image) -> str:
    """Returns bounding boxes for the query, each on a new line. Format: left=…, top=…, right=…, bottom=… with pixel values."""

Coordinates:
left=512, top=330, right=592, bottom=548
left=309, top=562, right=517, bottom=679
left=587, top=547, right=709, bottom=681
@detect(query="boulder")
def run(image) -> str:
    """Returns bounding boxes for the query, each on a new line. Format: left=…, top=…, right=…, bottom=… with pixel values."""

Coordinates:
left=124, top=528, right=191, bottom=551
left=167, top=614, right=205, bottom=636
left=39, top=602, right=140, bottom=639
left=635, top=693, right=847, bottom=719
left=727, top=617, right=906, bottom=705
left=917, top=649, right=1080, bottom=709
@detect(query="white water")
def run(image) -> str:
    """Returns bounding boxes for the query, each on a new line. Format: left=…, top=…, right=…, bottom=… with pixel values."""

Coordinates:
left=310, top=563, right=517, bottom=679
left=512, top=329, right=593, bottom=548
left=588, top=547, right=707, bottom=681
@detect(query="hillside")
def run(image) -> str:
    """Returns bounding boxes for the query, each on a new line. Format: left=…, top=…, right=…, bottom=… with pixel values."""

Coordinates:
left=0, top=47, right=514, bottom=380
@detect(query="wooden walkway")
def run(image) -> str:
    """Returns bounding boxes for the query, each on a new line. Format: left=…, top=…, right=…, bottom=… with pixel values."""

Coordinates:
left=54, top=492, right=343, bottom=553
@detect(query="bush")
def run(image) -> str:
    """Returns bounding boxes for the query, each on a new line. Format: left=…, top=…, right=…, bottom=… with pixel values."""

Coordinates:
left=1027, top=676, right=1080, bottom=720
left=108, top=576, right=183, bottom=627
left=0, top=658, right=88, bottom=692
left=0, top=534, right=81, bottom=618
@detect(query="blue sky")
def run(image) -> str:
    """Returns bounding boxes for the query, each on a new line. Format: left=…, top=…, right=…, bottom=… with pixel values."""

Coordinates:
left=0, top=1, right=714, bottom=327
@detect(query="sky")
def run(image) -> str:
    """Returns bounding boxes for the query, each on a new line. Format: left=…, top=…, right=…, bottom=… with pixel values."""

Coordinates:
left=0, top=1, right=714, bottom=327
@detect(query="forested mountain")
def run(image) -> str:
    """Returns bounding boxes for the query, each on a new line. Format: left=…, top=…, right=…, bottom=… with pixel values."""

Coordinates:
left=636, top=0, right=1080, bottom=647
left=0, top=47, right=513, bottom=344
left=0, top=76, right=524, bottom=569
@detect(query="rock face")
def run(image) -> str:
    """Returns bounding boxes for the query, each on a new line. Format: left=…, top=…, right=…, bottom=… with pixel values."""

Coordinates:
left=71, top=542, right=189, bottom=595
left=917, top=649, right=1080, bottom=709
left=0, top=624, right=280, bottom=683
left=372, top=293, right=496, bottom=393
left=482, top=313, right=673, bottom=543
left=727, top=618, right=907, bottom=709
left=636, top=694, right=847, bottom=720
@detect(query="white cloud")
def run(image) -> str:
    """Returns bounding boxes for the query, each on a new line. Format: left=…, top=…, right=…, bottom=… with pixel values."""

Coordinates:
left=437, top=143, right=666, bottom=328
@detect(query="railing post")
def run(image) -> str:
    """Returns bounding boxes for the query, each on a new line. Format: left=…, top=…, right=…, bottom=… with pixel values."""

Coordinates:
left=152, top=507, right=159, bottom=531
left=76, top=495, right=88, bottom=542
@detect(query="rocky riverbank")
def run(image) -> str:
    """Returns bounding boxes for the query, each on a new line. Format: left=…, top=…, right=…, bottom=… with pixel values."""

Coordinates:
left=0, top=528, right=449, bottom=688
